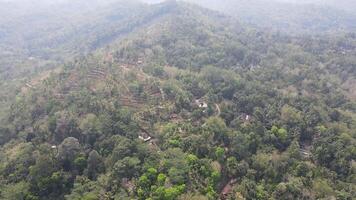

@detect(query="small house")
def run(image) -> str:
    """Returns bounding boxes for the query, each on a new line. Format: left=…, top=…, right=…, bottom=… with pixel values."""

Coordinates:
left=195, top=99, right=208, bottom=108
left=138, top=133, right=152, bottom=142
left=137, top=59, right=143, bottom=65
left=241, top=114, right=251, bottom=122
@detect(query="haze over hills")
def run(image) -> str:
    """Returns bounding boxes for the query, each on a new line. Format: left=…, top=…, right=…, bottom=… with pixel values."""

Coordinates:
left=0, top=0, right=167, bottom=118
left=276, top=0, right=356, bottom=11
left=185, top=0, right=356, bottom=34
left=0, top=0, right=355, bottom=199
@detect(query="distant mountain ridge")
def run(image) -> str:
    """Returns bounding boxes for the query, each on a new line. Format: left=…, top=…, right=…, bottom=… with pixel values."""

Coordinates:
left=184, top=0, right=356, bottom=34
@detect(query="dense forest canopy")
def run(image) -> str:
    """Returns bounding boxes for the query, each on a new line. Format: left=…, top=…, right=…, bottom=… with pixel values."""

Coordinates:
left=0, top=0, right=355, bottom=200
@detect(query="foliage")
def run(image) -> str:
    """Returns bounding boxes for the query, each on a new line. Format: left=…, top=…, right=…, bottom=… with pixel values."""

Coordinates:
left=0, top=1, right=355, bottom=199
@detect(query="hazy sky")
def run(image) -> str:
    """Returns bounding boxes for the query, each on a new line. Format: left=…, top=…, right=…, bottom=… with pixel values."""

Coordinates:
left=1, top=0, right=355, bottom=17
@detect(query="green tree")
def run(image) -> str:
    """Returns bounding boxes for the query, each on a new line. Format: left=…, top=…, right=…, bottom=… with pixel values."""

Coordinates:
left=205, top=117, right=229, bottom=144
left=157, top=173, right=167, bottom=186
left=74, top=156, right=87, bottom=174
left=79, top=113, right=102, bottom=146
left=0, top=181, right=33, bottom=200
left=215, top=147, right=225, bottom=162
left=58, top=137, right=81, bottom=170
left=113, top=157, right=141, bottom=179
left=87, top=150, right=103, bottom=180
left=226, top=157, right=238, bottom=177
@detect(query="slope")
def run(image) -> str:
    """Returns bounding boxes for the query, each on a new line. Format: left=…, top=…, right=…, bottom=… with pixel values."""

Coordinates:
left=0, top=1, right=355, bottom=199
left=0, top=0, right=180, bottom=119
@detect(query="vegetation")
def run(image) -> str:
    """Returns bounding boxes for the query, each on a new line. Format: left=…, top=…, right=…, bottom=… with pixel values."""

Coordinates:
left=0, top=0, right=355, bottom=199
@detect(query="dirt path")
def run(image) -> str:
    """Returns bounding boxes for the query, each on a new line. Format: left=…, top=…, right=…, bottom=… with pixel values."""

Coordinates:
left=215, top=103, right=221, bottom=116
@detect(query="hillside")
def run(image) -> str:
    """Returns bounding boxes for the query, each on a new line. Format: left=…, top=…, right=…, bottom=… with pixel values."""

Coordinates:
left=0, top=0, right=182, bottom=119
left=0, top=1, right=355, bottom=200
left=186, top=0, right=356, bottom=34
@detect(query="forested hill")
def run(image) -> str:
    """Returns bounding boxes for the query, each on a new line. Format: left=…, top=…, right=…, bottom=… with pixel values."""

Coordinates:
left=0, top=0, right=146, bottom=120
left=0, top=1, right=355, bottom=200
left=0, top=0, right=189, bottom=120
left=186, top=0, right=356, bottom=34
